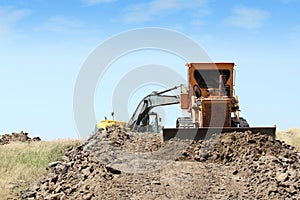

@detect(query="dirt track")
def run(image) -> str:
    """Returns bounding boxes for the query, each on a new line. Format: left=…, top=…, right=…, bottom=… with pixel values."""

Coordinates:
left=20, top=128, right=300, bottom=199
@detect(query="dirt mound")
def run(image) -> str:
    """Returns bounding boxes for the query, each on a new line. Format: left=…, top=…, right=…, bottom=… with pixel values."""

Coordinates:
left=0, top=131, right=41, bottom=145
left=20, top=144, right=116, bottom=200
left=179, top=131, right=300, bottom=199
left=20, top=128, right=300, bottom=199
left=101, top=127, right=162, bottom=152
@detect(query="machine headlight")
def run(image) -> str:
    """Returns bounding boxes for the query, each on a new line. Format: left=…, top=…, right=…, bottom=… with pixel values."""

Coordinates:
left=197, top=100, right=202, bottom=106
left=231, top=99, right=236, bottom=105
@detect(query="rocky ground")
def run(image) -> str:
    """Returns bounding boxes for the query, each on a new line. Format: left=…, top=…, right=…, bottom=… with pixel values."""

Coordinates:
left=19, top=127, right=300, bottom=200
left=0, top=131, right=41, bottom=145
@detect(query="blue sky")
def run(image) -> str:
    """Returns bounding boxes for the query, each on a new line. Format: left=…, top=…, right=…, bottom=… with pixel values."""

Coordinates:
left=0, top=0, right=299, bottom=140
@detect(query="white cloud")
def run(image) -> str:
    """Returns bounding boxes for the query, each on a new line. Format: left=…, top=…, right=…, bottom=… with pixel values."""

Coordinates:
left=122, top=4, right=152, bottom=23
left=122, top=0, right=208, bottom=23
left=225, top=6, right=270, bottom=30
left=35, top=16, right=84, bottom=32
left=150, top=0, right=183, bottom=13
left=0, top=6, right=31, bottom=36
left=81, top=0, right=116, bottom=5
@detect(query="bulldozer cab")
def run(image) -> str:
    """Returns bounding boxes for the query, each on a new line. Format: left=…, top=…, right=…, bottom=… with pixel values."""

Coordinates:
left=187, top=62, right=234, bottom=98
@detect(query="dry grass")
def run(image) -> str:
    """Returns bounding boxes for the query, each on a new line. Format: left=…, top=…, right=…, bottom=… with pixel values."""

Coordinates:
left=0, top=139, right=82, bottom=199
left=276, top=127, right=300, bottom=151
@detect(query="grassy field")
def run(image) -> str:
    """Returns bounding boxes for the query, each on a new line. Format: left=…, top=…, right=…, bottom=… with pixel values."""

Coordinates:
left=0, top=139, right=82, bottom=199
left=276, top=128, right=300, bottom=151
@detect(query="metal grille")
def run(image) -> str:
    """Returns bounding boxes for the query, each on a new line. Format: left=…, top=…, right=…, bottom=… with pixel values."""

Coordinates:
left=202, top=100, right=231, bottom=127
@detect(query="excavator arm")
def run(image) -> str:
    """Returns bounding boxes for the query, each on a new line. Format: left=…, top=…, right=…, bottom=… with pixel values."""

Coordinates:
left=127, top=86, right=181, bottom=132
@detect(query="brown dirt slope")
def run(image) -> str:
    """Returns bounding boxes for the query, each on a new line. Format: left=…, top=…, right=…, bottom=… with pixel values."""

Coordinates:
left=20, top=128, right=300, bottom=200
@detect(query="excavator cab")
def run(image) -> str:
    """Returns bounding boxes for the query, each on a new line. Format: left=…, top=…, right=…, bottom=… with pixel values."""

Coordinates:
left=138, top=112, right=162, bottom=133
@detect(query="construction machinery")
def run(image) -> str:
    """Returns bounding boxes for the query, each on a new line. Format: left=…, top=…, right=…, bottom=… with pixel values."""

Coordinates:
left=126, top=86, right=181, bottom=132
left=97, top=62, right=276, bottom=140
left=96, top=111, right=127, bottom=131
left=163, top=62, right=276, bottom=140
left=96, top=119, right=127, bottom=130
left=96, top=86, right=181, bottom=133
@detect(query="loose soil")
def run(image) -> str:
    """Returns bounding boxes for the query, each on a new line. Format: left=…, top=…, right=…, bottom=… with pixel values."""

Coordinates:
left=19, top=127, right=300, bottom=200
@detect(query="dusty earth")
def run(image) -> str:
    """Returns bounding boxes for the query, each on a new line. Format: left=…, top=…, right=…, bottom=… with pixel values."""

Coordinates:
left=19, top=127, right=300, bottom=200
left=0, top=131, right=41, bottom=145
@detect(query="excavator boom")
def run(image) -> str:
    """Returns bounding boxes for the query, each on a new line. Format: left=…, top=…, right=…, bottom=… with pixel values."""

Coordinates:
left=127, top=86, right=181, bottom=132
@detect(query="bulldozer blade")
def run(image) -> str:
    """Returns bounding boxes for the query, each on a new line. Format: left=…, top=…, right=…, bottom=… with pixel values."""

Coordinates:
left=162, top=127, right=276, bottom=141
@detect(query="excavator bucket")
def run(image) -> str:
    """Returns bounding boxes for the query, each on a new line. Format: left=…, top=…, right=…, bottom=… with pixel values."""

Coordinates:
left=162, top=127, right=276, bottom=141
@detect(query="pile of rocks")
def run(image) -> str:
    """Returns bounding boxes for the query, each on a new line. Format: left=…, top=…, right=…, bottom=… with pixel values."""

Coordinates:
left=180, top=131, right=300, bottom=199
left=20, top=128, right=300, bottom=199
left=0, top=131, right=41, bottom=145
left=21, top=144, right=116, bottom=199
left=105, top=128, right=162, bottom=152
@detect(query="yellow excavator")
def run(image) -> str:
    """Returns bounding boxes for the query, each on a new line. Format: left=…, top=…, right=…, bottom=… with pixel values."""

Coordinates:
left=97, top=62, right=276, bottom=140
left=96, top=111, right=127, bottom=130
left=96, top=86, right=180, bottom=132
